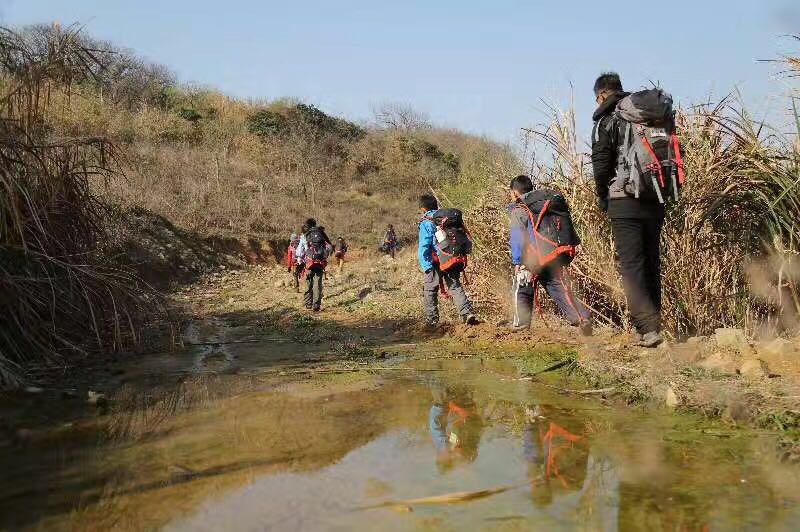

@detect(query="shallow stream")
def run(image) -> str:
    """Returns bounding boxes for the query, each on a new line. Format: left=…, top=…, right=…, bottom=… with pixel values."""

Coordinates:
left=2, top=351, right=799, bottom=530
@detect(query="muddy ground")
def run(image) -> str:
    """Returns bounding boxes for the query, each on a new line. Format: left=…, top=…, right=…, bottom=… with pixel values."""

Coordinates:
left=2, top=249, right=800, bottom=529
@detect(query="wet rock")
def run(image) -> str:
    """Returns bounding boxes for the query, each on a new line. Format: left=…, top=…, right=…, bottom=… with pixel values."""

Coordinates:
left=23, top=386, right=44, bottom=394
left=722, top=398, right=755, bottom=425
left=697, top=352, right=738, bottom=375
left=758, top=338, right=794, bottom=357
left=738, top=358, right=770, bottom=379
left=714, top=328, right=748, bottom=350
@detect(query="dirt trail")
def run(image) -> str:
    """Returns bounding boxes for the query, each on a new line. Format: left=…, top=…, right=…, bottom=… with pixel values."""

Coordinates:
left=2, top=249, right=800, bottom=530
left=168, top=248, right=800, bottom=432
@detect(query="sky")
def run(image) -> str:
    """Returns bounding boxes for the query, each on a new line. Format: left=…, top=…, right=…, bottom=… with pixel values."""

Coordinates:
left=2, top=0, right=799, bottom=144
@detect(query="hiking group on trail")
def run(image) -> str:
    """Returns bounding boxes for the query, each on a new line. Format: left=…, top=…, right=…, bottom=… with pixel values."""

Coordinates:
left=284, top=72, right=682, bottom=347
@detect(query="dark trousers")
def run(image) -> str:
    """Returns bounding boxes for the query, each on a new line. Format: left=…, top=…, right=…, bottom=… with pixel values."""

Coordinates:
left=512, top=266, right=590, bottom=328
left=292, top=263, right=305, bottom=290
left=610, top=217, right=664, bottom=334
left=304, top=267, right=324, bottom=310
left=423, top=267, right=473, bottom=324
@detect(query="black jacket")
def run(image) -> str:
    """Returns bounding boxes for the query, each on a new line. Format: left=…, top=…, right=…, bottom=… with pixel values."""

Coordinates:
left=591, top=91, right=629, bottom=211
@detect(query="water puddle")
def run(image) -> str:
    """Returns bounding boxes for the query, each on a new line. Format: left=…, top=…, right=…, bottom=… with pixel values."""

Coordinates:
left=2, top=355, right=799, bottom=530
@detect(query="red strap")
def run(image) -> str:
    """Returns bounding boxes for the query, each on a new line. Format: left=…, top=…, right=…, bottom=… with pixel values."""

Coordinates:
left=637, top=126, right=665, bottom=188
left=671, top=133, right=685, bottom=185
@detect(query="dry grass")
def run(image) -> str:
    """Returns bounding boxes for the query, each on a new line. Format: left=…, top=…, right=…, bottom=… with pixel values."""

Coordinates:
left=0, top=24, right=155, bottom=386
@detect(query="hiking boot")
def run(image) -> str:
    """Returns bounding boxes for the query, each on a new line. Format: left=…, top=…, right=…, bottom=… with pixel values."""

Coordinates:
left=578, top=321, right=593, bottom=337
left=312, top=306, right=321, bottom=312
left=463, top=314, right=480, bottom=326
left=637, top=331, right=663, bottom=348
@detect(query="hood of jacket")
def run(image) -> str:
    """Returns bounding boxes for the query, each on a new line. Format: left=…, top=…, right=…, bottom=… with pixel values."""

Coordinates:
left=592, top=91, right=630, bottom=121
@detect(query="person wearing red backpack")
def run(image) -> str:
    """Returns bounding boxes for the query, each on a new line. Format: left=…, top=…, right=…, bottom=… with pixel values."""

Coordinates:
left=508, top=175, right=592, bottom=335
left=418, top=194, right=478, bottom=328
left=295, top=218, right=332, bottom=312
left=592, top=73, right=684, bottom=347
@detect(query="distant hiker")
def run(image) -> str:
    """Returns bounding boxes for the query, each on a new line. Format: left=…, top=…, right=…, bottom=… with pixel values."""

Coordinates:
left=591, top=72, right=684, bottom=347
left=418, top=194, right=478, bottom=327
left=287, top=233, right=299, bottom=273
left=508, top=175, right=592, bottom=336
left=291, top=226, right=307, bottom=292
left=295, top=218, right=332, bottom=311
left=382, top=224, right=398, bottom=259
left=334, top=237, right=348, bottom=272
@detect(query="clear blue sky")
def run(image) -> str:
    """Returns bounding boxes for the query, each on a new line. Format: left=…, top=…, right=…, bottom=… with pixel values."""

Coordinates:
left=2, top=0, right=798, bottom=143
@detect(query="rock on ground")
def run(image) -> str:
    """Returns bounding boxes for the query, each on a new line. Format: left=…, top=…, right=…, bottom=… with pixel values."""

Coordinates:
left=738, top=358, right=770, bottom=379
left=714, top=328, right=749, bottom=350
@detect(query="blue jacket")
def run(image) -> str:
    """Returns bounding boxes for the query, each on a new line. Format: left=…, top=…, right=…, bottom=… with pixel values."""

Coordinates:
left=418, top=210, right=437, bottom=272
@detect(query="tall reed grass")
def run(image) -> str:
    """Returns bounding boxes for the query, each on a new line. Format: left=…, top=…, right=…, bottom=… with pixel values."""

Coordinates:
left=0, top=25, right=153, bottom=386
left=465, top=93, right=800, bottom=336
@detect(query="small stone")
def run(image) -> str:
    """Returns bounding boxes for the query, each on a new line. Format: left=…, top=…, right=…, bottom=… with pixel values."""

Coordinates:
left=697, top=352, right=738, bottom=375
left=87, top=390, right=105, bottom=405
left=664, top=386, right=679, bottom=408
left=273, top=280, right=284, bottom=288
left=738, top=358, right=770, bottom=379
left=686, top=336, right=708, bottom=346
left=714, top=328, right=749, bottom=350
left=758, top=338, right=794, bottom=357
left=23, top=386, right=44, bottom=394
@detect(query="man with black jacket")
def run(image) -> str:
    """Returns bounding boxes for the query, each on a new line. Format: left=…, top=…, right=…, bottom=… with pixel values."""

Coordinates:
left=591, top=72, right=664, bottom=347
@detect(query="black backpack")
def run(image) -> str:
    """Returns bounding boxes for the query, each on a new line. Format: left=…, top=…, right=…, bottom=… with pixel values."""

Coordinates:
left=306, top=227, right=328, bottom=263
left=614, top=89, right=685, bottom=203
left=517, top=189, right=579, bottom=272
left=429, top=208, right=472, bottom=272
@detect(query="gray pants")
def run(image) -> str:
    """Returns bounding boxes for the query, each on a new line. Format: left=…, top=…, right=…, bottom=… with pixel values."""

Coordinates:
left=512, top=266, right=590, bottom=328
left=304, top=267, right=324, bottom=310
left=423, top=267, right=473, bottom=324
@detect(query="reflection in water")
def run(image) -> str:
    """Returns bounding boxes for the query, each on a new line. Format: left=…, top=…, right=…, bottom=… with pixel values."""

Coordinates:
left=428, top=383, right=484, bottom=473
left=2, top=360, right=799, bottom=531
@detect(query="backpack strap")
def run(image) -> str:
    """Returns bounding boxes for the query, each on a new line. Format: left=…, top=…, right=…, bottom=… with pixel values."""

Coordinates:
left=672, top=133, right=685, bottom=185
left=635, top=125, right=666, bottom=189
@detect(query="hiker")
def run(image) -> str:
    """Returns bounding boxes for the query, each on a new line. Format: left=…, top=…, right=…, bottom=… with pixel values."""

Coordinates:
left=290, top=226, right=307, bottom=292
left=295, top=218, right=332, bottom=311
left=334, top=237, right=348, bottom=272
left=286, top=232, right=299, bottom=273
left=591, top=72, right=684, bottom=347
left=382, top=224, right=398, bottom=259
left=508, top=175, right=592, bottom=336
left=418, top=194, right=478, bottom=327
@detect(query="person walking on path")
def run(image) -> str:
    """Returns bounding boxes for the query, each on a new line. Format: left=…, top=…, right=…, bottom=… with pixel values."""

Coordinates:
left=508, top=175, right=592, bottom=336
left=334, top=237, right=348, bottom=273
left=295, top=218, right=332, bottom=311
left=383, top=224, right=398, bottom=259
left=418, top=194, right=478, bottom=328
left=287, top=232, right=299, bottom=271
left=591, top=72, right=678, bottom=347
left=291, top=226, right=307, bottom=292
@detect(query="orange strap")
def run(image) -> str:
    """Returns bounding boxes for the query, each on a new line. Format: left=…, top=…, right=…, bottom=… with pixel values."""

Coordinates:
left=671, top=133, right=685, bottom=185
left=636, top=125, right=665, bottom=188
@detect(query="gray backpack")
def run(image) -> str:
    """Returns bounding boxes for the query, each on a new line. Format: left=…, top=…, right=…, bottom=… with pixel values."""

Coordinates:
left=614, top=89, right=685, bottom=203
